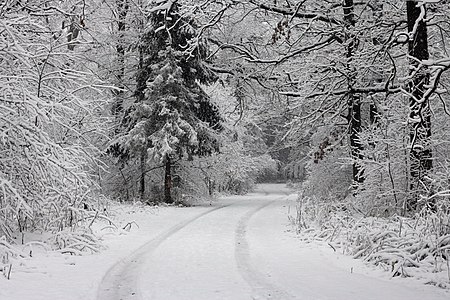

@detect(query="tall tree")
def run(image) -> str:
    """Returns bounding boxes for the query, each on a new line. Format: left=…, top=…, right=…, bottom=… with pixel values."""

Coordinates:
left=407, top=0, right=432, bottom=209
left=111, top=0, right=129, bottom=118
left=343, top=0, right=364, bottom=183
left=111, top=0, right=221, bottom=203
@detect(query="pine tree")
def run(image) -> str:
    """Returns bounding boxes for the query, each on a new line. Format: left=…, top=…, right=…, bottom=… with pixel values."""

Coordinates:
left=110, top=0, right=221, bottom=203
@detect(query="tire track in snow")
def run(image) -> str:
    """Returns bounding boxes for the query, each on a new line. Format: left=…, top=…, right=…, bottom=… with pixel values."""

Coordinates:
left=97, top=204, right=231, bottom=300
left=235, top=197, right=295, bottom=300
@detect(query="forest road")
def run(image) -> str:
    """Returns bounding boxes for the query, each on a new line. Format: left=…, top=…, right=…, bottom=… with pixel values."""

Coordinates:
left=97, top=184, right=294, bottom=300
left=97, top=183, right=449, bottom=300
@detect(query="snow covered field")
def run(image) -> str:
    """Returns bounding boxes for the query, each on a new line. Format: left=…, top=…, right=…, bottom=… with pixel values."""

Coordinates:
left=1, top=184, right=449, bottom=300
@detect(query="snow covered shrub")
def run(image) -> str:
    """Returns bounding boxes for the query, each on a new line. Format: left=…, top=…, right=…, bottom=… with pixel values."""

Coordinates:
left=0, top=1, right=110, bottom=256
left=353, top=99, right=410, bottom=215
left=52, top=230, right=103, bottom=255
left=296, top=194, right=450, bottom=287
left=301, top=126, right=352, bottom=203
left=0, top=236, right=26, bottom=278
left=165, top=144, right=277, bottom=205
left=354, top=85, right=450, bottom=215
left=103, top=158, right=152, bottom=202
left=211, top=149, right=277, bottom=195
left=297, top=107, right=450, bottom=282
left=426, top=90, right=450, bottom=214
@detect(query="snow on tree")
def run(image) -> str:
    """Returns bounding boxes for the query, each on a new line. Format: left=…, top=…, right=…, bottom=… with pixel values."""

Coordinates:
left=109, top=0, right=222, bottom=203
left=191, top=1, right=450, bottom=216
left=0, top=0, right=112, bottom=260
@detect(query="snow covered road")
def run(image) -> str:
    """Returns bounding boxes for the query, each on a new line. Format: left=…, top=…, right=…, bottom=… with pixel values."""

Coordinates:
left=97, top=192, right=285, bottom=300
left=3, top=184, right=448, bottom=299
left=96, top=184, right=449, bottom=300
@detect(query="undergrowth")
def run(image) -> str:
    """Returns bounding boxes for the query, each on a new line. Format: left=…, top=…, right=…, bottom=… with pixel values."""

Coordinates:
left=0, top=198, right=150, bottom=279
left=294, top=195, right=450, bottom=289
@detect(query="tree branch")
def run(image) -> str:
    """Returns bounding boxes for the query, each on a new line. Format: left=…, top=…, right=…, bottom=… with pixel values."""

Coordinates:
left=280, top=86, right=401, bottom=98
left=249, top=0, right=341, bottom=25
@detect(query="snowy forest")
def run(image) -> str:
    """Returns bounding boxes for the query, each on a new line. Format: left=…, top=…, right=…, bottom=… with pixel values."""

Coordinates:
left=1, top=0, right=450, bottom=298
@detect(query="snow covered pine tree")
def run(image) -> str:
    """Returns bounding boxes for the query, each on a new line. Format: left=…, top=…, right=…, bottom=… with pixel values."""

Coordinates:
left=109, top=0, right=222, bottom=203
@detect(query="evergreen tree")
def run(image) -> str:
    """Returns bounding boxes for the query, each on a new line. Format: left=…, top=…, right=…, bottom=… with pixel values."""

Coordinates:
left=110, top=0, right=221, bottom=203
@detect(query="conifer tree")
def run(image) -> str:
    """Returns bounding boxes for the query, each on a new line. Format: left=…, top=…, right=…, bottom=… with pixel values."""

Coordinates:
left=110, top=0, right=221, bottom=203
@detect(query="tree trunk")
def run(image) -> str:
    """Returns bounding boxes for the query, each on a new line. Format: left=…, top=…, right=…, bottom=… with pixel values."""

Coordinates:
left=349, top=96, right=363, bottom=183
left=111, top=0, right=128, bottom=119
left=407, top=1, right=432, bottom=210
left=164, top=154, right=173, bottom=204
left=344, top=0, right=364, bottom=183
left=369, top=0, right=383, bottom=125
left=135, top=3, right=148, bottom=203
left=139, top=148, right=147, bottom=201
left=207, top=178, right=214, bottom=196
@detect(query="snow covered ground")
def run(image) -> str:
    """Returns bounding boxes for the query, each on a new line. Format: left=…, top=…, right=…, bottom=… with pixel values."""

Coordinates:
left=1, top=184, right=449, bottom=300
